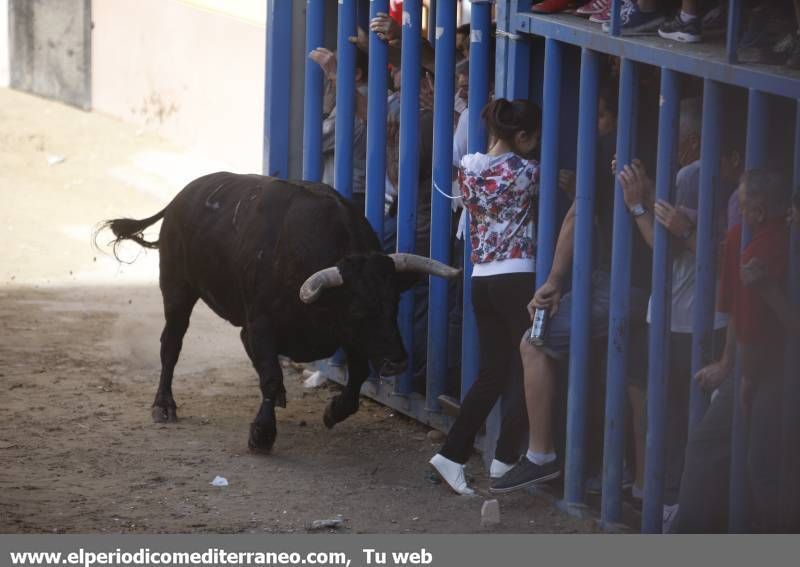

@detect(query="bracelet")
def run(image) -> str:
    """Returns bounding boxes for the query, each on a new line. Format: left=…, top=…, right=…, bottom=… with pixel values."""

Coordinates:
left=680, top=226, right=696, bottom=241
left=629, top=203, right=647, bottom=217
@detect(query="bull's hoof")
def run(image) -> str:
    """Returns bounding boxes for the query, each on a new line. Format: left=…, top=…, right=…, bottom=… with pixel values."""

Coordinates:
left=323, top=397, right=357, bottom=429
left=323, top=402, right=337, bottom=429
left=248, top=420, right=277, bottom=453
left=152, top=404, right=177, bottom=423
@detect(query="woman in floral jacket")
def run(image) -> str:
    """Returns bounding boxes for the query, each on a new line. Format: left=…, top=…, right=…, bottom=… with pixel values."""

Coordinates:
left=430, top=98, right=541, bottom=495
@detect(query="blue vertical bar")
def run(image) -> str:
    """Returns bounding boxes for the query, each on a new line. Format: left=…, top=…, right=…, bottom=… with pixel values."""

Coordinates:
left=507, top=0, right=532, bottom=100
left=609, top=0, right=622, bottom=37
left=536, top=38, right=563, bottom=288
left=494, top=0, right=509, bottom=98
left=563, top=47, right=600, bottom=507
left=395, top=0, right=423, bottom=396
left=461, top=0, right=491, bottom=397
left=726, top=0, right=743, bottom=64
left=365, top=0, right=389, bottom=234
left=689, top=80, right=722, bottom=430
left=425, top=0, right=456, bottom=412
left=783, top=101, right=800, bottom=530
left=263, top=0, right=292, bottom=178
left=601, top=58, right=638, bottom=527
left=302, top=0, right=325, bottom=182
left=427, top=0, right=437, bottom=43
left=642, top=68, right=680, bottom=533
left=729, top=89, right=768, bottom=533
left=334, top=0, right=358, bottom=199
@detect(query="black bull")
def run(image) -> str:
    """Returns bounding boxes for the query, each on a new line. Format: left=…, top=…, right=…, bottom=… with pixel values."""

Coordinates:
left=101, top=172, right=460, bottom=452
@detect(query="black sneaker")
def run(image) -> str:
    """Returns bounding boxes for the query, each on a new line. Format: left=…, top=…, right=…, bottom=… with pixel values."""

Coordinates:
left=771, top=32, right=797, bottom=64
left=489, top=457, right=561, bottom=494
left=738, top=5, right=771, bottom=50
left=658, top=14, right=702, bottom=43
left=701, top=5, right=725, bottom=37
left=786, top=34, right=800, bottom=70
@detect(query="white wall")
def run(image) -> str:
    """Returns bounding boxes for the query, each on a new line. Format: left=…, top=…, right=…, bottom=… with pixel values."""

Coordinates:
left=92, top=0, right=266, bottom=173
left=0, top=0, right=9, bottom=87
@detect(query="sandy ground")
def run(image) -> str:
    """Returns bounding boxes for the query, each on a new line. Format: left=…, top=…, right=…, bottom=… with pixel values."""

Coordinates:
left=0, top=88, right=596, bottom=534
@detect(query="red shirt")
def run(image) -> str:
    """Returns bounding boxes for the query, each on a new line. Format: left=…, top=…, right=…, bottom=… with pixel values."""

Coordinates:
left=718, top=218, right=789, bottom=345
left=389, top=0, right=403, bottom=24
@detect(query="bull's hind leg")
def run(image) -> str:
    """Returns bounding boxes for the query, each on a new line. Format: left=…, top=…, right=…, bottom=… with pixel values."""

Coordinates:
left=242, top=320, right=285, bottom=453
left=323, top=351, right=369, bottom=429
left=152, top=283, right=198, bottom=423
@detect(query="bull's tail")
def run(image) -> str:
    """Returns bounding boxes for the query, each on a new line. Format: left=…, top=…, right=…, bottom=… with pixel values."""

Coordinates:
left=96, top=208, right=166, bottom=259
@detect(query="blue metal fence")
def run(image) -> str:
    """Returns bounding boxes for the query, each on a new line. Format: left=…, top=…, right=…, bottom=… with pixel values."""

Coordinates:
left=601, top=56, right=637, bottom=528
left=265, top=0, right=800, bottom=533
left=426, top=0, right=457, bottom=413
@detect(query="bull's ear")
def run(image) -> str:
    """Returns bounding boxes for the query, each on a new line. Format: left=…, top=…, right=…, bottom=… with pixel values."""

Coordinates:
left=395, top=272, right=423, bottom=293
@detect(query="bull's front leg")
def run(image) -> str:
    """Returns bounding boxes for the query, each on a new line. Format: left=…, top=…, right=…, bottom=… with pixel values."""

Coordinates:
left=324, top=350, right=368, bottom=429
left=242, top=320, right=286, bottom=453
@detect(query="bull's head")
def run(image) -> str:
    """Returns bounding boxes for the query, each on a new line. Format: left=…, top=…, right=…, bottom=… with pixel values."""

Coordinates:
left=299, top=253, right=461, bottom=376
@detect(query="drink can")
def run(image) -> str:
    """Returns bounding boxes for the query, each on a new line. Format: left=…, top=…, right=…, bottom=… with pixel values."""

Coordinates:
left=528, top=308, right=549, bottom=346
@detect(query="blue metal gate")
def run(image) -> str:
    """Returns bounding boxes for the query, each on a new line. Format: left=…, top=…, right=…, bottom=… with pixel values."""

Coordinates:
left=265, top=0, right=800, bottom=533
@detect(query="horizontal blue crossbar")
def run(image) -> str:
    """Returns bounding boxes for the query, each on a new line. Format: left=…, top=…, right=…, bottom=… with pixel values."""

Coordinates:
left=514, top=13, right=800, bottom=100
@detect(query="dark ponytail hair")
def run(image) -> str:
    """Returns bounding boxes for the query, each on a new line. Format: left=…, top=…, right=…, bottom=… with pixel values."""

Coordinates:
left=481, top=98, right=542, bottom=149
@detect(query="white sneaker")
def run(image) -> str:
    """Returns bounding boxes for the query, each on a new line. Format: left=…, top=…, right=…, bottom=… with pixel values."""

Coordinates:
left=662, top=504, right=679, bottom=533
left=489, top=459, right=515, bottom=479
left=429, top=453, right=474, bottom=495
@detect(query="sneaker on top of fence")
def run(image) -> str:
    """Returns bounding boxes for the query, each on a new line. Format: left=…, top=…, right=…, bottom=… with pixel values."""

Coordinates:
left=787, top=34, right=800, bottom=70
left=576, top=0, right=609, bottom=16
left=589, top=4, right=611, bottom=25
left=701, top=4, right=725, bottom=36
left=658, top=11, right=702, bottom=43
left=602, top=0, right=664, bottom=34
left=531, top=0, right=578, bottom=14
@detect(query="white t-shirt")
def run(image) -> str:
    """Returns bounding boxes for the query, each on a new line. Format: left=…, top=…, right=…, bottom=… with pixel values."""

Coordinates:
left=452, top=107, right=469, bottom=169
left=647, top=249, right=729, bottom=333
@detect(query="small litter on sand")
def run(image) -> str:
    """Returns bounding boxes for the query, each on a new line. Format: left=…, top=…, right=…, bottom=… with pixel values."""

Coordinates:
left=210, top=476, right=229, bottom=487
left=308, top=515, right=344, bottom=531
left=303, top=371, right=327, bottom=389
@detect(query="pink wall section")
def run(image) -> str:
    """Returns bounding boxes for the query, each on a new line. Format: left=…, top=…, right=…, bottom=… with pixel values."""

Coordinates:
left=91, top=0, right=265, bottom=173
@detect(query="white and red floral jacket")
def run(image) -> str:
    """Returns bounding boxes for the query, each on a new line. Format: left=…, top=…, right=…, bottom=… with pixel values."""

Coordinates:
left=459, top=152, right=539, bottom=277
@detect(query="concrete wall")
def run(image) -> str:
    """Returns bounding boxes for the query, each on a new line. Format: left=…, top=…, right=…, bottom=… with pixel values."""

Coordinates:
left=8, top=0, right=91, bottom=108
left=0, top=0, right=9, bottom=87
left=91, top=0, right=266, bottom=173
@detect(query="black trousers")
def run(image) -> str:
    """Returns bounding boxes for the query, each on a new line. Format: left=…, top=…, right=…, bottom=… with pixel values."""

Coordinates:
left=439, top=272, right=534, bottom=465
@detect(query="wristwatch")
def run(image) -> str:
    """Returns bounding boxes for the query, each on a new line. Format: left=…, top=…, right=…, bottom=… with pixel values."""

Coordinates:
left=629, top=203, right=647, bottom=217
left=680, top=226, right=695, bottom=241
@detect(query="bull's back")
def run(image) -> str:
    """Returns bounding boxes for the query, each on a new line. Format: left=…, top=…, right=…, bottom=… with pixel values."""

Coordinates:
left=157, top=172, right=376, bottom=328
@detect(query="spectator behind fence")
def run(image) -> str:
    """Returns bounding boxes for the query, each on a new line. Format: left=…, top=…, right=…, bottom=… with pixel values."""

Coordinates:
left=381, top=70, right=439, bottom=392
left=489, top=80, right=653, bottom=494
left=568, top=80, right=647, bottom=497
left=674, top=170, right=800, bottom=532
left=309, top=47, right=370, bottom=212
left=617, top=96, right=745, bottom=529
left=430, top=99, right=542, bottom=495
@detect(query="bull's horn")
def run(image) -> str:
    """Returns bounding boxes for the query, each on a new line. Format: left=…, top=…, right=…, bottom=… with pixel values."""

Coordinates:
left=299, top=267, right=344, bottom=303
left=389, top=253, right=462, bottom=278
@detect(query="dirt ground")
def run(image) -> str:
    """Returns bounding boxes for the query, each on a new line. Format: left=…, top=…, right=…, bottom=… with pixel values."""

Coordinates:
left=0, top=88, right=596, bottom=534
